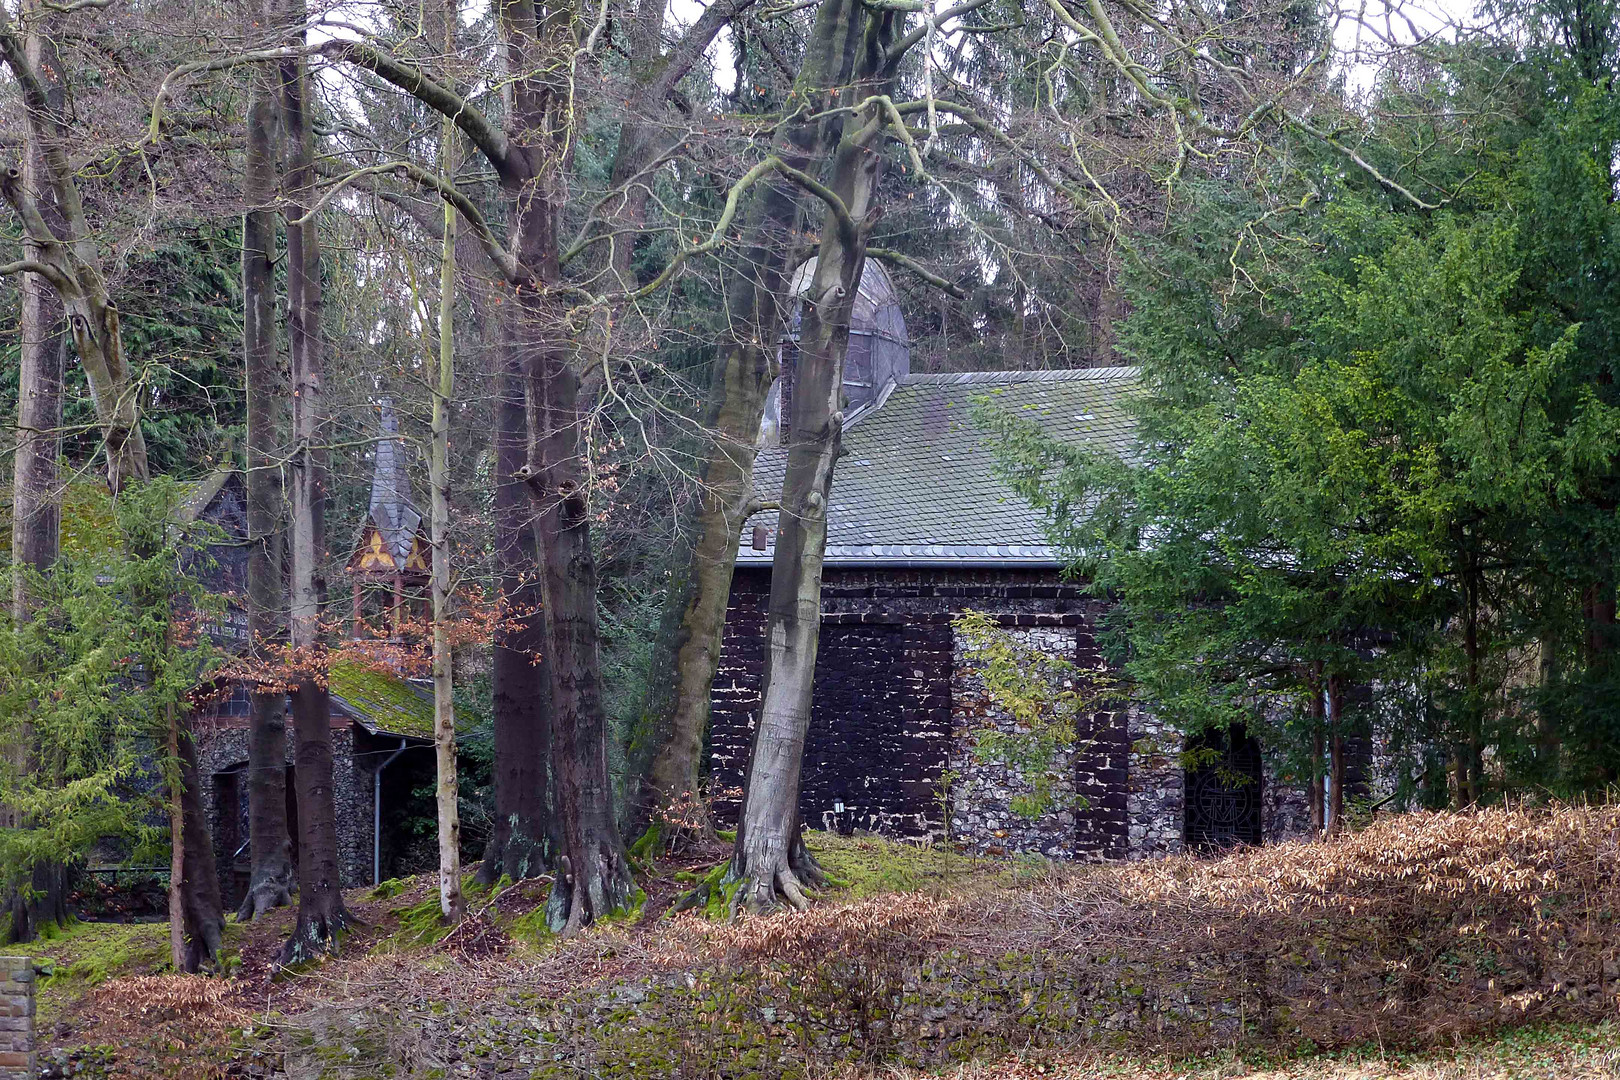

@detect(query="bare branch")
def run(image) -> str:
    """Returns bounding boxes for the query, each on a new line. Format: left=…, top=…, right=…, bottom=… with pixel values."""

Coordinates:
left=301, top=161, right=524, bottom=283
left=147, top=49, right=304, bottom=145
left=1286, top=112, right=1443, bottom=210
left=0, top=258, right=69, bottom=291
left=867, top=247, right=966, bottom=298
left=886, top=0, right=998, bottom=68
left=629, top=155, right=855, bottom=303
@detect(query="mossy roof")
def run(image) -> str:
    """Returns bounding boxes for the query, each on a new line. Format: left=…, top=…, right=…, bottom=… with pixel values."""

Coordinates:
left=0, top=479, right=121, bottom=560
left=0, top=466, right=238, bottom=559
left=327, top=657, right=435, bottom=740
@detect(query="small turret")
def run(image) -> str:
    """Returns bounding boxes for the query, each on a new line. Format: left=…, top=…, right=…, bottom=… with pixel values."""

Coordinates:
left=345, top=399, right=430, bottom=639
left=762, top=259, right=910, bottom=445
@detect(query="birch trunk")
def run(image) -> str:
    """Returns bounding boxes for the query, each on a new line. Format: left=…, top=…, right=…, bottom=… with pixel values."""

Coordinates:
left=430, top=85, right=465, bottom=921
left=237, top=21, right=294, bottom=921
left=729, top=2, right=896, bottom=911
left=279, top=33, right=347, bottom=964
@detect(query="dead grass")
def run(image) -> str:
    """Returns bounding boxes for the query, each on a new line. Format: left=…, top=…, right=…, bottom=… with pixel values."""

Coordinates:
left=37, top=807, right=1620, bottom=1078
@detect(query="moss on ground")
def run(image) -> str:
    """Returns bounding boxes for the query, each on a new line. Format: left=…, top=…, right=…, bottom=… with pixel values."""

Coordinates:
left=805, top=831, right=1002, bottom=897
left=28, top=918, right=244, bottom=1019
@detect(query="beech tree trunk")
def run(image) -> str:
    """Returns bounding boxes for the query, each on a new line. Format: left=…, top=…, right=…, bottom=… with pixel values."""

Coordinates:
left=8, top=0, right=62, bottom=617
left=526, top=306, right=635, bottom=931
left=279, top=35, right=347, bottom=965
left=323, top=0, right=747, bottom=921
left=730, top=0, right=897, bottom=912
left=430, top=85, right=464, bottom=921
left=492, top=0, right=636, bottom=933
left=2, top=0, right=213, bottom=944
left=478, top=342, right=553, bottom=885
left=633, top=0, right=866, bottom=844
left=237, top=26, right=295, bottom=922
left=0, top=2, right=147, bottom=490
left=169, top=709, right=225, bottom=971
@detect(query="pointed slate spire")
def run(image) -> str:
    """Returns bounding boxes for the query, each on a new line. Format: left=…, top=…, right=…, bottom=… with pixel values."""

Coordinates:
left=368, top=398, right=424, bottom=564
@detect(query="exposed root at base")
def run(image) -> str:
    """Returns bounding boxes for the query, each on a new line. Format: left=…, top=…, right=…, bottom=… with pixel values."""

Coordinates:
left=544, top=848, right=639, bottom=935
left=274, top=908, right=350, bottom=971
left=675, top=838, right=829, bottom=920
left=235, top=878, right=293, bottom=923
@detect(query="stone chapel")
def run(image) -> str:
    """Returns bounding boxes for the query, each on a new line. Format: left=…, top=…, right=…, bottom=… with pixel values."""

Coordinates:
left=707, top=262, right=1359, bottom=859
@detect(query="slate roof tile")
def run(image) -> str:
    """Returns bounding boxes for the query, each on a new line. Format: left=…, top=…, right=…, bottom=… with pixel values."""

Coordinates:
left=741, top=366, right=1139, bottom=565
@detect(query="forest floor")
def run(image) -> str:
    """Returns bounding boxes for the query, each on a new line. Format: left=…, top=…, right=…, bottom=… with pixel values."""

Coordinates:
left=36, top=806, right=1620, bottom=1079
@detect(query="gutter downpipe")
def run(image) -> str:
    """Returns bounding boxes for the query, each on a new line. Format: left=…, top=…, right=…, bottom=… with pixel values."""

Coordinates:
left=374, top=737, right=409, bottom=885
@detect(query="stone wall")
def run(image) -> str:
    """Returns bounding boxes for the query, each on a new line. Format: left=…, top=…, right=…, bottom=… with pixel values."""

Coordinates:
left=947, top=623, right=1132, bottom=860
left=195, top=713, right=376, bottom=902
left=707, top=565, right=1328, bottom=864
left=708, top=574, right=953, bottom=836
left=710, top=567, right=1148, bottom=854
left=1126, top=708, right=1183, bottom=860
left=0, top=957, right=33, bottom=1080
left=1262, top=760, right=1315, bottom=843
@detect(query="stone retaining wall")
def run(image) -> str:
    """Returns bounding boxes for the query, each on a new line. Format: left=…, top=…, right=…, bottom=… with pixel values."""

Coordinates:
left=0, top=956, right=34, bottom=1080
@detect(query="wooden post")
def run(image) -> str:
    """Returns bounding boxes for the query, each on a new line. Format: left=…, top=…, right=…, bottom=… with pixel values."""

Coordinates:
left=392, top=573, right=404, bottom=639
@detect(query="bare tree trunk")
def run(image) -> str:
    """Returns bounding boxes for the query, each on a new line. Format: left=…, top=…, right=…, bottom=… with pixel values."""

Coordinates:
left=279, top=34, right=347, bottom=965
left=320, top=0, right=748, bottom=916
left=1326, top=673, right=1346, bottom=836
left=168, top=707, right=224, bottom=971
left=430, top=80, right=464, bottom=921
left=237, top=22, right=294, bottom=922
left=1307, top=662, right=1325, bottom=838
left=478, top=335, right=553, bottom=885
left=0, top=1, right=147, bottom=490
left=482, top=0, right=635, bottom=933
left=527, top=311, right=635, bottom=931
left=4, top=0, right=70, bottom=945
left=168, top=711, right=186, bottom=969
left=9, top=65, right=62, bottom=612
left=634, top=0, right=870, bottom=847
left=730, top=1, right=896, bottom=912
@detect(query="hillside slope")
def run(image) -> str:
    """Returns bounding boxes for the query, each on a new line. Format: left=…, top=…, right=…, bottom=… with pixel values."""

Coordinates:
left=48, top=807, right=1620, bottom=1079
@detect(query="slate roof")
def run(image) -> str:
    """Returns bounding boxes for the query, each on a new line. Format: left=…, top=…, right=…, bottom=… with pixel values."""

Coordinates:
left=367, top=399, right=425, bottom=563
left=740, top=366, right=1140, bottom=566
left=176, top=464, right=237, bottom=524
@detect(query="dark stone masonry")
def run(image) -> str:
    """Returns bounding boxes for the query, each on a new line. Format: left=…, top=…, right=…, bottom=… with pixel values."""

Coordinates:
left=708, top=566, right=1321, bottom=861
left=196, top=716, right=375, bottom=907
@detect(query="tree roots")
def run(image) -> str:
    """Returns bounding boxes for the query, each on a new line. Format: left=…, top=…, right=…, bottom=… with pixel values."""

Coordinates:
left=275, top=906, right=349, bottom=970
left=235, top=867, right=294, bottom=922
